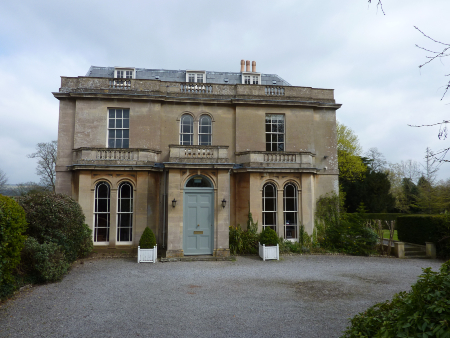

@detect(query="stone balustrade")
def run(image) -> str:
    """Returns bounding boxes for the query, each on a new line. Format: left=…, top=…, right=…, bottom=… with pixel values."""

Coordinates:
left=59, top=77, right=336, bottom=102
left=236, top=151, right=315, bottom=168
left=169, top=145, right=229, bottom=163
left=73, top=148, right=160, bottom=165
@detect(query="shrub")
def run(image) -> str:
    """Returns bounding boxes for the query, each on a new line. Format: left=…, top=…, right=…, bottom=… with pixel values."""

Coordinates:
left=229, top=224, right=259, bottom=255
left=18, top=192, right=92, bottom=263
left=20, top=237, right=70, bottom=283
left=338, top=214, right=378, bottom=256
left=0, top=195, right=27, bottom=299
left=259, top=227, right=279, bottom=246
left=340, top=260, right=450, bottom=338
left=139, top=227, right=156, bottom=249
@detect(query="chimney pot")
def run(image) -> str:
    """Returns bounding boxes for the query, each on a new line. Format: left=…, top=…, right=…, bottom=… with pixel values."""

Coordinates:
left=240, top=59, right=245, bottom=72
left=246, top=60, right=250, bottom=72
left=252, top=61, right=256, bottom=72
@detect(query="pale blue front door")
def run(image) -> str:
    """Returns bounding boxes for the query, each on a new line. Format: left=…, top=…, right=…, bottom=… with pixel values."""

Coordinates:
left=183, top=190, right=214, bottom=255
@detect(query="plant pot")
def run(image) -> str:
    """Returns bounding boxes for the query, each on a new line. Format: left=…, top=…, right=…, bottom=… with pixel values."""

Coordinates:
left=137, top=245, right=157, bottom=263
left=259, top=242, right=279, bottom=261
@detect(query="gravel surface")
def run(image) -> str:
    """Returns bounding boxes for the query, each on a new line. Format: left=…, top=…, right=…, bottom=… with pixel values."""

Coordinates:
left=0, top=255, right=444, bottom=338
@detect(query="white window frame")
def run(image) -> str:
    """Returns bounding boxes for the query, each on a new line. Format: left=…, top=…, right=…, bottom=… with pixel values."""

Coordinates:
left=180, top=114, right=194, bottom=145
left=265, top=114, right=285, bottom=152
left=186, top=71, right=206, bottom=83
left=114, top=67, right=135, bottom=79
left=283, top=183, right=298, bottom=241
left=108, top=109, right=130, bottom=148
left=241, top=72, right=261, bottom=85
left=262, top=183, right=277, bottom=232
left=198, top=115, right=212, bottom=146
left=94, top=181, right=110, bottom=244
left=116, top=182, right=134, bottom=244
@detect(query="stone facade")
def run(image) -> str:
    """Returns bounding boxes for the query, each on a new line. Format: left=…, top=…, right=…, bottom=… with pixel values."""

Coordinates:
left=53, top=65, right=341, bottom=258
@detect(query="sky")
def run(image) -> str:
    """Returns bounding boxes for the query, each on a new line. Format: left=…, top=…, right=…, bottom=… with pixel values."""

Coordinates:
left=0, top=0, right=449, bottom=184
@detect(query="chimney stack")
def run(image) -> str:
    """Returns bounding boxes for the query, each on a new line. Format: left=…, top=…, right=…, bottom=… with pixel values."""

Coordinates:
left=240, top=59, right=245, bottom=72
left=252, top=61, right=256, bottom=72
left=246, top=60, right=250, bottom=72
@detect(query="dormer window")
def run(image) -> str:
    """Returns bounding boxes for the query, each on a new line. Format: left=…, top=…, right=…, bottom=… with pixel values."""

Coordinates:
left=186, top=71, right=206, bottom=83
left=242, top=72, right=261, bottom=85
left=114, top=68, right=135, bottom=79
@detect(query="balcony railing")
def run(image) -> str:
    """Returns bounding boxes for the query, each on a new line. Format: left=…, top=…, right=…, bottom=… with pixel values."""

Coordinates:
left=235, top=151, right=315, bottom=168
left=180, top=83, right=213, bottom=94
left=73, top=148, right=160, bottom=165
left=59, top=77, right=337, bottom=102
left=169, top=145, right=229, bottom=163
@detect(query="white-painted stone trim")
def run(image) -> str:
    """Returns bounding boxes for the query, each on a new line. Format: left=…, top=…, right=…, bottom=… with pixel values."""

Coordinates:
left=137, top=245, right=157, bottom=263
left=259, top=242, right=279, bottom=261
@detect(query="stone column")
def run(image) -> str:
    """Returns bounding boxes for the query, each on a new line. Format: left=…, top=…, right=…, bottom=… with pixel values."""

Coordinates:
left=214, top=170, right=230, bottom=257
left=109, top=187, right=118, bottom=247
left=301, top=174, right=315, bottom=235
left=426, top=242, right=436, bottom=259
left=166, top=169, right=183, bottom=258
left=395, top=242, right=405, bottom=258
left=277, top=188, right=284, bottom=239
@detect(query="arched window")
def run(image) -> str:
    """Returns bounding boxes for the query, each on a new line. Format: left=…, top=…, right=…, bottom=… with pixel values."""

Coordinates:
left=185, top=175, right=212, bottom=188
left=180, top=114, right=193, bottom=145
left=262, top=183, right=277, bottom=232
left=117, top=182, right=133, bottom=242
left=94, top=181, right=110, bottom=242
left=283, top=183, right=298, bottom=240
left=198, top=115, right=212, bottom=145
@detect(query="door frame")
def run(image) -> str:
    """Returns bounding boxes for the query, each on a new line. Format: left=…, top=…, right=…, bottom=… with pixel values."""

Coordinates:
left=183, top=184, right=215, bottom=255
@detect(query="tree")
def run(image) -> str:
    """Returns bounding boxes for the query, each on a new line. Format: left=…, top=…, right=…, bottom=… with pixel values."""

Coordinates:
left=28, top=141, right=57, bottom=192
left=337, top=121, right=366, bottom=181
left=364, top=147, right=387, bottom=172
left=0, top=169, right=7, bottom=192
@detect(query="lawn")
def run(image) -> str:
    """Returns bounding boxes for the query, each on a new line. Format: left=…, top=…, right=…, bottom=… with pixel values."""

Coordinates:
left=382, top=230, right=398, bottom=241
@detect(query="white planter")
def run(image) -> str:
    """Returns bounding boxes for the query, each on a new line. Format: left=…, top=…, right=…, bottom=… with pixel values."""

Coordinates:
left=137, top=245, right=157, bottom=263
left=259, top=242, right=279, bottom=261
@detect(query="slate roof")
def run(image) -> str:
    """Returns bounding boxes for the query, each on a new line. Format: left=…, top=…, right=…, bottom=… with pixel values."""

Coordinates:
left=85, top=66, right=292, bottom=86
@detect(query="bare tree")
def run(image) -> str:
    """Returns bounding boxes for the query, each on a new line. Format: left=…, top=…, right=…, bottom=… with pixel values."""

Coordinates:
left=28, top=141, right=57, bottom=192
left=0, top=169, right=7, bottom=193
left=367, top=0, right=385, bottom=15
left=364, top=147, right=387, bottom=172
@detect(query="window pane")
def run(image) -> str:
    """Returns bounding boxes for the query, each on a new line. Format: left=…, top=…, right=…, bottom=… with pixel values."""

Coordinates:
left=116, top=139, right=122, bottom=148
left=109, top=119, right=115, bottom=128
left=123, top=119, right=129, bottom=128
left=108, top=139, right=115, bottom=148
left=123, top=110, right=129, bottom=119
left=116, top=119, right=122, bottom=128
left=122, top=139, right=129, bottom=148
left=116, top=130, right=122, bottom=138
left=109, top=110, right=115, bottom=118
left=123, top=129, right=129, bottom=138
left=278, top=143, right=284, bottom=151
left=116, top=110, right=122, bottom=118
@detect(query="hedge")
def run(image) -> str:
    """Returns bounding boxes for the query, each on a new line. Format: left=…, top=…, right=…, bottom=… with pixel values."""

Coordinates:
left=0, top=195, right=27, bottom=299
left=397, top=214, right=450, bottom=259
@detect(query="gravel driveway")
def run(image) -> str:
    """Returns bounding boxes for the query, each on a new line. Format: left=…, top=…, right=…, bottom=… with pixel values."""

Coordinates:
left=0, top=255, right=444, bottom=338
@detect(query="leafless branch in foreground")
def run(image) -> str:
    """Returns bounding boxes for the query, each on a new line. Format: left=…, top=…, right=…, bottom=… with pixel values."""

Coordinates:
left=367, top=0, right=385, bottom=15
left=415, top=26, right=450, bottom=100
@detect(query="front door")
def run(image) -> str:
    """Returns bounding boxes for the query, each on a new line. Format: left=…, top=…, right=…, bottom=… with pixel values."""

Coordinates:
left=183, top=191, right=214, bottom=255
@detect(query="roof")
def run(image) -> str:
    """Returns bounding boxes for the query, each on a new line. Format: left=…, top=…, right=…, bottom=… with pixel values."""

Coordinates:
left=85, top=66, right=292, bottom=86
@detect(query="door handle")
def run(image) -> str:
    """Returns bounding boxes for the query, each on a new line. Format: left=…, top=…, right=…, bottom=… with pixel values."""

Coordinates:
left=197, top=224, right=200, bottom=227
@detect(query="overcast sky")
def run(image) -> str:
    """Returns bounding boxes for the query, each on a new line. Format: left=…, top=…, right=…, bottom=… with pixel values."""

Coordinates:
left=1, top=0, right=449, bottom=184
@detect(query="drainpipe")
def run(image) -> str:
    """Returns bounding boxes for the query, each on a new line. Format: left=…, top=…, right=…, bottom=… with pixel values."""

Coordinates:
left=162, top=169, right=167, bottom=249
left=228, top=168, right=232, bottom=229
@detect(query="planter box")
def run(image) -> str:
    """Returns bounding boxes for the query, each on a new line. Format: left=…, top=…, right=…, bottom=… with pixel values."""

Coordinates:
left=259, top=242, right=279, bottom=261
left=137, top=245, right=157, bottom=263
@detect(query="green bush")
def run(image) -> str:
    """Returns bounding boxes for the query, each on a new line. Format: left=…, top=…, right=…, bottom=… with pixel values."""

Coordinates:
left=18, top=192, right=92, bottom=263
left=340, top=260, right=450, bottom=338
left=229, top=224, right=259, bottom=255
left=259, top=227, right=279, bottom=246
left=139, top=227, right=156, bottom=249
left=20, top=237, right=70, bottom=283
left=315, top=194, right=378, bottom=256
left=0, top=195, right=27, bottom=299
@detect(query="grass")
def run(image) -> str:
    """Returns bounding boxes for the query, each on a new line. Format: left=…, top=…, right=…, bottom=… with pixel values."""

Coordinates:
left=382, top=230, right=398, bottom=241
